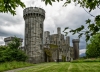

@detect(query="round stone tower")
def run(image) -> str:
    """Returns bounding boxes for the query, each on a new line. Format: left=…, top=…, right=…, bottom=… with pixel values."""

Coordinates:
left=72, top=39, right=80, bottom=60
left=23, top=7, right=45, bottom=63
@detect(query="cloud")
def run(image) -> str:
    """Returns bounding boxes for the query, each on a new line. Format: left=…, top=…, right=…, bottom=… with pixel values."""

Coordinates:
left=80, top=49, right=86, bottom=55
left=1, top=0, right=99, bottom=55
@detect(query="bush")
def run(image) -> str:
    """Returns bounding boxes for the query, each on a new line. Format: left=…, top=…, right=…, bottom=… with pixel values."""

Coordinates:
left=86, top=33, right=100, bottom=58
left=0, top=37, right=28, bottom=63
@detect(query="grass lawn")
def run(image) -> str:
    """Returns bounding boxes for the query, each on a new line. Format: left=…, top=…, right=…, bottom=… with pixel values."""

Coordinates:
left=0, top=61, right=33, bottom=72
left=18, top=62, right=100, bottom=72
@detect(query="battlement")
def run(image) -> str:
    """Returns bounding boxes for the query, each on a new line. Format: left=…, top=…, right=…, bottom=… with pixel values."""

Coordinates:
left=4, top=37, right=23, bottom=42
left=23, top=7, right=45, bottom=19
left=44, top=31, right=50, bottom=33
left=72, top=39, right=80, bottom=43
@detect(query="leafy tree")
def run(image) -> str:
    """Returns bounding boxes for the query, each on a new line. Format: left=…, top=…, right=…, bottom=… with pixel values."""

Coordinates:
left=86, top=33, right=100, bottom=58
left=42, top=0, right=100, bottom=41
left=0, top=37, right=28, bottom=63
left=0, top=0, right=25, bottom=15
left=8, top=36, right=21, bottom=49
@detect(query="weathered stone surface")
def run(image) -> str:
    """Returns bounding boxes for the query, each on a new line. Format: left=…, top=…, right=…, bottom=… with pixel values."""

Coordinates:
left=23, top=7, right=80, bottom=63
left=23, top=7, right=45, bottom=63
left=72, top=39, right=80, bottom=60
left=43, top=27, right=79, bottom=62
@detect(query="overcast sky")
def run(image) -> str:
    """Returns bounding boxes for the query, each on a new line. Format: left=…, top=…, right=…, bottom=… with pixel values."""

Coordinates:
left=0, top=0, right=99, bottom=55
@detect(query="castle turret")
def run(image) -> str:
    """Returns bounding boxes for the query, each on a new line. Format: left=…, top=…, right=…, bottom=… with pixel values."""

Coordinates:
left=57, top=27, right=61, bottom=35
left=23, top=7, right=45, bottom=63
left=4, top=37, right=23, bottom=47
left=44, top=31, right=50, bottom=44
left=72, top=39, right=80, bottom=60
left=66, top=36, right=70, bottom=46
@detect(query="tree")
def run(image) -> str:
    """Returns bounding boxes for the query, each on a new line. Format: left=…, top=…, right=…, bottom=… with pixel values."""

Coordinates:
left=42, top=0, right=100, bottom=41
left=0, top=0, right=25, bottom=15
left=8, top=36, right=21, bottom=49
left=86, top=33, right=100, bottom=58
left=0, top=37, right=28, bottom=62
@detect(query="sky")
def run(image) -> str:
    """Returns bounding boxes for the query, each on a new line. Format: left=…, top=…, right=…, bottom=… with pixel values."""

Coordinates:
left=0, top=0, right=99, bottom=55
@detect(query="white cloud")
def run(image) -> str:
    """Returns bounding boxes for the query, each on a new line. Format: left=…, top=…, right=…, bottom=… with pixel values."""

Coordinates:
left=79, top=49, right=86, bottom=55
left=0, top=0, right=95, bottom=55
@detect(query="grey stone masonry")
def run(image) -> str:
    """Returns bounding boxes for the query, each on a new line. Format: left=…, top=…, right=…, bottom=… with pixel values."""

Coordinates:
left=72, top=39, right=80, bottom=60
left=4, top=37, right=23, bottom=47
left=23, top=7, right=45, bottom=63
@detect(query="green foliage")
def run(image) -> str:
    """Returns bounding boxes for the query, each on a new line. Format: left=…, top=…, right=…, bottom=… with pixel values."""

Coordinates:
left=0, top=37, right=28, bottom=63
left=44, top=49, right=52, bottom=57
left=63, top=17, right=100, bottom=42
left=43, top=0, right=100, bottom=12
left=0, top=61, right=33, bottom=72
left=62, top=55, right=66, bottom=62
left=44, top=44, right=58, bottom=62
left=42, top=0, right=59, bottom=5
left=49, top=44, right=58, bottom=49
left=0, top=0, right=25, bottom=15
left=86, top=33, right=100, bottom=58
left=8, top=36, right=21, bottom=49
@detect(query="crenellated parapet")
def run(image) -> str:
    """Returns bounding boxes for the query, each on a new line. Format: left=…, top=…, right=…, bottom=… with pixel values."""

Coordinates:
left=72, top=39, right=80, bottom=43
left=4, top=37, right=23, bottom=42
left=23, top=7, right=45, bottom=63
left=23, top=7, right=45, bottom=20
left=72, top=39, right=80, bottom=60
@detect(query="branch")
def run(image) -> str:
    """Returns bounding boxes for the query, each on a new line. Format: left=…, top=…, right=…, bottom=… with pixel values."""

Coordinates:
left=97, top=6, right=100, bottom=9
left=83, top=8, right=95, bottom=17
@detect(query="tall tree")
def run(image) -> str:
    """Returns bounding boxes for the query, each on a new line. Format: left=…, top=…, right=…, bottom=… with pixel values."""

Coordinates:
left=42, top=0, right=100, bottom=41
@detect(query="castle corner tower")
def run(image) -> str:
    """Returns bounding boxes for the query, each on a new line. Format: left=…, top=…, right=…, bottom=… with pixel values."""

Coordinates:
left=23, top=7, right=45, bottom=63
left=72, top=39, right=80, bottom=60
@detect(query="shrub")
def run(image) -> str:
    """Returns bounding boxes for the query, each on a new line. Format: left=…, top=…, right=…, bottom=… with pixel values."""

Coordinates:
left=0, top=37, right=28, bottom=63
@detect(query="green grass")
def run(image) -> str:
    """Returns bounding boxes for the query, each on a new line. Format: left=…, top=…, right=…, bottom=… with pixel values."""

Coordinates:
left=71, top=58, right=100, bottom=63
left=0, top=61, right=33, bottom=72
left=18, top=62, right=100, bottom=72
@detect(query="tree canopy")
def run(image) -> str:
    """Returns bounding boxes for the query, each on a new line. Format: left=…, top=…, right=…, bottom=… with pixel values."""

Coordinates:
left=0, top=0, right=25, bottom=15
left=86, top=33, right=100, bottom=58
left=43, top=0, right=100, bottom=41
left=0, top=37, right=27, bottom=62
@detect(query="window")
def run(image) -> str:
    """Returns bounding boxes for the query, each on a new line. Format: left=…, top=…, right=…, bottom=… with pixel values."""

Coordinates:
left=40, top=24, right=42, bottom=28
left=40, top=33, right=42, bottom=38
left=40, top=45, right=42, bottom=50
left=59, top=41, right=60, bottom=44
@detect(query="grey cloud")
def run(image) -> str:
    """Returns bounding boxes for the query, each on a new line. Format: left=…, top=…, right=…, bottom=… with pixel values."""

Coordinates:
left=0, top=41, right=5, bottom=45
left=0, top=13, right=23, bottom=26
left=48, top=6, right=90, bottom=50
left=0, top=28, right=23, bottom=38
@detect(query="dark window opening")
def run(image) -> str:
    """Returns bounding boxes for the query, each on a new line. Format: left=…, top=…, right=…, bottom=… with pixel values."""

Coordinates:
left=40, top=45, right=42, bottom=50
left=40, top=24, right=42, bottom=28
left=40, top=33, right=42, bottom=38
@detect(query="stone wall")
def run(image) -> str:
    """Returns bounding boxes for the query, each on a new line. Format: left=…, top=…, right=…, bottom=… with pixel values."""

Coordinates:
left=23, top=7, right=45, bottom=63
left=72, top=39, right=80, bottom=60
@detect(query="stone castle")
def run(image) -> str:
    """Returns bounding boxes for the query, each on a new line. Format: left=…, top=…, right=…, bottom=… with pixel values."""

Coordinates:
left=4, top=7, right=80, bottom=63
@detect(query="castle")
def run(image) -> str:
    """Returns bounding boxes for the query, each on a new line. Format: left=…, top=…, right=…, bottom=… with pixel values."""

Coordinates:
left=4, top=7, right=80, bottom=63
